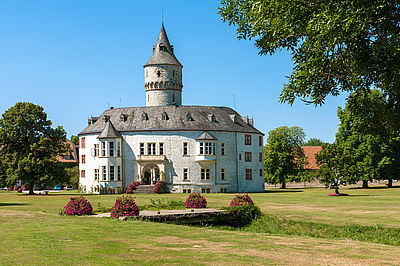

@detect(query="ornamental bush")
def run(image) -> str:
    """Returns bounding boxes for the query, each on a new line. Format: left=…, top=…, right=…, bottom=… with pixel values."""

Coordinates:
left=153, top=181, right=165, bottom=193
left=61, top=196, right=93, bottom=216
left=111, top=195, right=139, bottom=218
left=229, top=193, right=254, bottom=207
left=126, top=181, right=140, bottom=194
left=184, top=192, right=207, bottom=208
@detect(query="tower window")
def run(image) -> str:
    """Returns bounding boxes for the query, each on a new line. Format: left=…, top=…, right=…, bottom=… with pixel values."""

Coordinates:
left=157, top=70, right=161, bottom=77
left=162, top=112, right=169, bottom=121
left=159, top=45, right=166, bottom=52
left=172, top=94, right=175, bottom=103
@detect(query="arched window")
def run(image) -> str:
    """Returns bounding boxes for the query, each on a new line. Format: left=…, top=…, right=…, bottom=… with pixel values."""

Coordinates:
left=142, top=112, right=148, bottom=121
left=165, top=82, right=169, bottom=89
left=150, top=82, right=154, bottom=89
left=155, top=82, right=158, bottom=89
left=162, top=112, right=169, bottom=121
left=160, top=81, right=163, bottom=89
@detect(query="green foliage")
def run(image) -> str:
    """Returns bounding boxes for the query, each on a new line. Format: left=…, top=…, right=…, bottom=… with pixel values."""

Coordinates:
left=303, top=138, right=326, bottom=146
left=140, top=198, right=186, bottom=211
left=219, top=0, right=400, bottom=116
left=0, top=102, right=68, bottom=194
left=70, top=135, right=79, bottom=146
left=93, top=203, right=112, bottom=214
left=227, top=204, right=262, bottom=227
left=264, top=126, right=306, bottom=188
left=64, top=166, right=79, bottom=188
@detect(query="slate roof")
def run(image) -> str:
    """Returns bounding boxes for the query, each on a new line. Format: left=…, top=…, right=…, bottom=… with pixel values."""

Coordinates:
left=79, top=106, right=263, bottom=136
left=98, top=120, right=122, bottom=139
left=144, top=24, right=183, bottom=68
left=196, top=131, right=217, bottom=140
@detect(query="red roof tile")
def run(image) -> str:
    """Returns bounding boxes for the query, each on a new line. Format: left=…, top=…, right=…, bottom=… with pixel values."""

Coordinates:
left=302, top=146, right=322, bottom=170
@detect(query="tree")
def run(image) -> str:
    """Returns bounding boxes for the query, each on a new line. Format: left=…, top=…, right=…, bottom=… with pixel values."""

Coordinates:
left=303, top=138, right=326, bottom=146
left=0, top=102, right=68, bottom=194
left=219, top=1, right=400, bottom=126
left=264, top=126, right=306, bottom=188
left=70, top=135, right=79, bottom=146
left=64, top=165, right=79, bottom=188
left=315, top=143, right=345, bottom=194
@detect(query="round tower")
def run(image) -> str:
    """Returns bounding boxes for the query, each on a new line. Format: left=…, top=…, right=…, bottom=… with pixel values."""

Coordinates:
left=144, top=24, right=183, bottom=106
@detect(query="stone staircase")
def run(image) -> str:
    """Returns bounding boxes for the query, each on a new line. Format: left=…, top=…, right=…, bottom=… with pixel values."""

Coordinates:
left=134, top=185, right=154, bottom=194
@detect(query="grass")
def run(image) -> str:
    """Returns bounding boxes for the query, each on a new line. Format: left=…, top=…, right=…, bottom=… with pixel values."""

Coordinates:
left=1, top=186, right=400, bottom=264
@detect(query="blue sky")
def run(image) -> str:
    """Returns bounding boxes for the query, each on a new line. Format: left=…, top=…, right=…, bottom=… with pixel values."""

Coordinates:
left=0, top=0, right=347, bottom=143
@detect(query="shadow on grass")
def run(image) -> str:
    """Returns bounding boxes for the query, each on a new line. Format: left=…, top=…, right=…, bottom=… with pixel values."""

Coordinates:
left=348, top=185, right=400, bottom=190
left=264, top=190, right=303, bottom=193
left=0, top=203, right=29, bottom=206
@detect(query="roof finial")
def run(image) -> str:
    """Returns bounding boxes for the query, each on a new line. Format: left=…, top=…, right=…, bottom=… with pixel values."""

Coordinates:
left=161, top=6, right=164, bottom=25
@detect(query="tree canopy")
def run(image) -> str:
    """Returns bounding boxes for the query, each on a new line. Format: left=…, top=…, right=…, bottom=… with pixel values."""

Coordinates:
left=0, top=102, right=68, bottom=194
left=264, top=126, right=306, bottom=188
left=303, top=138, right=326, bottom=146
left=219, top=1, right=400, bottom=120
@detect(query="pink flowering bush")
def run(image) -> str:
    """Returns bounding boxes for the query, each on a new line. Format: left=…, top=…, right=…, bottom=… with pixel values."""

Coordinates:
left=229, top=194, right=254, bottom=207
left=61, top=196, right=93, bottom=216
left=126, top=181, right=140, bottom=194
left=184, top=192, right=207, bottom=208
left=153, top=181, right=165, bottom=193
left=111, top=195, right=139, bottom=218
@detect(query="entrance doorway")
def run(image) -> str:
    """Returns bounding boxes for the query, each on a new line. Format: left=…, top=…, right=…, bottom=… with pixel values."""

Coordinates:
left=142, top=164, right=160, bottom=185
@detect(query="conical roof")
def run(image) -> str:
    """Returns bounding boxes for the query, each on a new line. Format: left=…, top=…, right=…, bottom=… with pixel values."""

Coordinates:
left=97, top=120, right=122, bottom=139
left=144, top=24, right=183, bottom=68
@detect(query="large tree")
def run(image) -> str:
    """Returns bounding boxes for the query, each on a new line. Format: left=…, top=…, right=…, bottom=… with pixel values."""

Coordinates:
left=264, top=126, right=307, bottom=188
left=303, top=138, right=326, bottom=146
left=219, top=1, right=400, bottom=125
left=0, top=102, right=68, bottom=194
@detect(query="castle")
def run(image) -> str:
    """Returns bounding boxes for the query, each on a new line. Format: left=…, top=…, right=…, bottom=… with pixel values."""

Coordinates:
left=78, top=25, right=265, bottom=194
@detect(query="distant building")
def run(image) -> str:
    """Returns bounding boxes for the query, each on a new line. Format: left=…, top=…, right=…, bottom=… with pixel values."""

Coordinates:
left=78, top=25, right=265, bottom=194
left=56, top=140, right=78, bottom=163
left=302, top=146, right=322, bottom=170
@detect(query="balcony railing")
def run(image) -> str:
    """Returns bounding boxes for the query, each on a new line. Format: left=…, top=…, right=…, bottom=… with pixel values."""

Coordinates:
left=137, top=155, right=167, bottom=162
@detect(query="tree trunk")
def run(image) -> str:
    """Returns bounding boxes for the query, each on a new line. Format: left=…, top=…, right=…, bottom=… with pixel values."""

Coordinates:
left=362, top=180, right=369, bottom=189
left=280, top=182, right=286, bottom=189
left=335, top=187, right=339, bottom=194
left=28, top=186, right=34, bottom=195
left=387, top=178, right=393, bottom=188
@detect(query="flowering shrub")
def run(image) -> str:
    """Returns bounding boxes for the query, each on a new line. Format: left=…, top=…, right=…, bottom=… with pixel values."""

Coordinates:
left=229, top=194, right=254, bottom=207
left=17, top=188, right=22, bottom=193
left=126, top=181, right=140, bottom=194
left=184, top=192, right=207, bottom=208
left=61, top=196, right=93, bottom=216
left=153, top=181, right=165, bottom=193
left=111, top=195, right=139, bottom=218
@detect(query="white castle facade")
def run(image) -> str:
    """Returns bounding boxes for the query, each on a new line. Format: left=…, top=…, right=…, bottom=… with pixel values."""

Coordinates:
left=78, top=25, right=265, bottom=194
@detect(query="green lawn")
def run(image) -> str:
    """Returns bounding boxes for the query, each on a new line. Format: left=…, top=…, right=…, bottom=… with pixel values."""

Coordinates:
left=1, top=186, right=400, bottom=265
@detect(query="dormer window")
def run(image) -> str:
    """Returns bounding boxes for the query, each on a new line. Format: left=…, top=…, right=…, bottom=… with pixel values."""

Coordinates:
left=162, top=112, right=169, bottom=121
left=142, top=112, right=148, bottom=121
left=103, top=115, right=110, bottom=122
left=120, top=114, right=127, bottom=122
left=186, top=113, right=193, bottom=121
left=159, top=45, right=166, bottom=52
left=208, top=114, right=216, bottom=122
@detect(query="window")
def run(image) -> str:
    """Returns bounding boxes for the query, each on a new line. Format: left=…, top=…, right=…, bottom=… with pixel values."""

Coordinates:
left=259, top=152, right=262, bottom=162
left=142, top=112, right=148, bottom=121
left=259, top=169, right=263, bottom=177
left=159, top=143, right=164, bottom=155
left=94, top=144, right=99, bottom=157
left=183, top=168, right=189, bottom=180
left=201, top=188, right=211, bottom=193
left=245, top=135, right=251, bottom=145
left=183, top=142, right=188, bottom=155
left=120, top=114, right=127, bottom=122
left=245, top=152, right=252, bottom=162
left=117, top=142, right=121, bottom=157
left=259, top=136, right=263, bottom=146
left=172, top=94, right=175, bottom=103
left=246, top=169, right=252, bottom=180
left=110, top=166, right=114, bottom=181
left=148, top=143, right=156, bottom=155
left=101, top=142, right=106, bottom=157
left=239, top=153, right=241, bottom=160
left=201, top=168, right=210, bottom=180
left=80, top=137, right=85, bottom=149
left=81, top=170, right=85, bottom=178
left=186, top=113, right=193, bottom=121
left=183, top=188, right=192, bottom=193
left=118, top=166, right=121, bottom=181
left=220, top=188, right=228, bottom=193
left=140, top=143, right=144, bottom=155
left=81, top=155, right=86, bottom=164
left=94, top=169, right=99, bottom=180
left=102, top=166, right=106, bottom=181
left=109, top=142, right=114, bottom=157
left=221, top=143, right=225, bottom=156
left=162, top=112, right=168, bottom=120
left=220, top=168, right=225, bottom=180
left=199, top=142, right=215, bottom=155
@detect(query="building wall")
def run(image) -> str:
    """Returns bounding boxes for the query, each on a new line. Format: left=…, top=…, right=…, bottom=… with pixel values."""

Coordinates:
left=79, top=130, right=264, bottom=194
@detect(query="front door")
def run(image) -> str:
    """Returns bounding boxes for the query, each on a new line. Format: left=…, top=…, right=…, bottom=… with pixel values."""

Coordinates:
left=143, top=171, right=151, bottom=185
